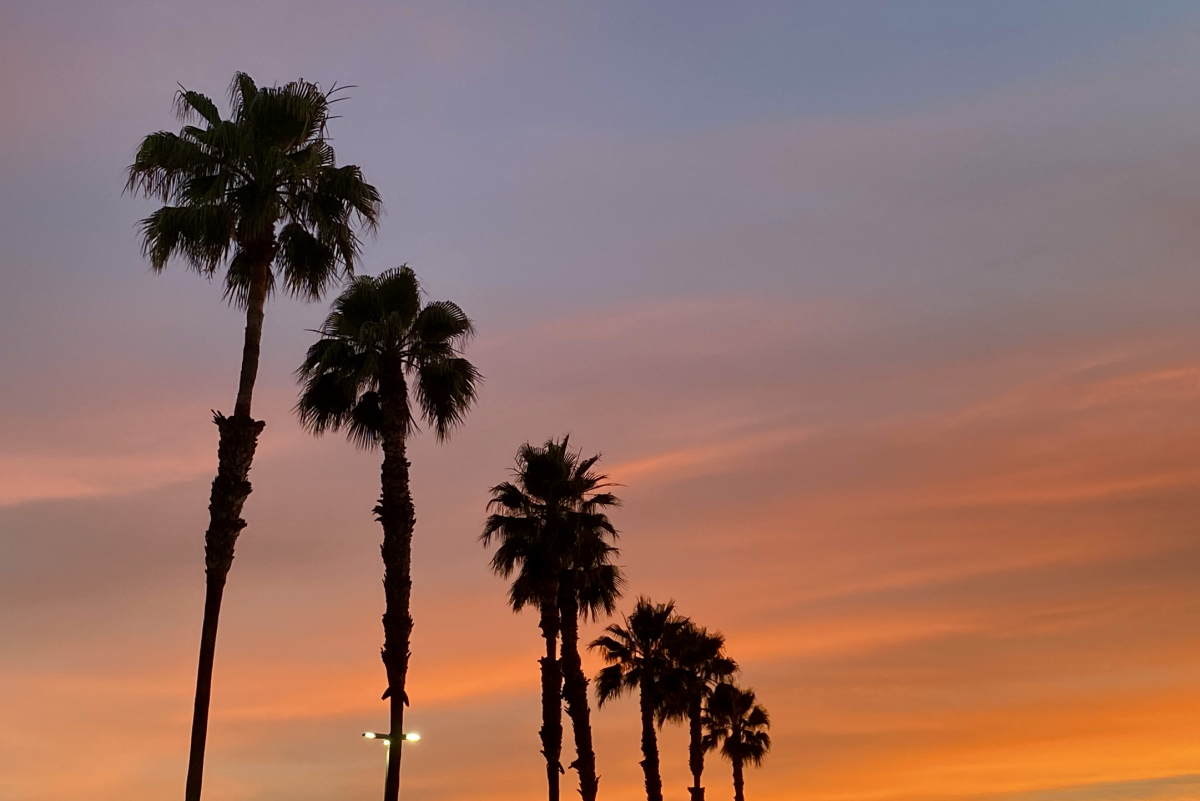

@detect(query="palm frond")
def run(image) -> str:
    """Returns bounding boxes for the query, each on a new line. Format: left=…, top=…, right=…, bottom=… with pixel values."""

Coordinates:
left=315, top=164, right=383, bottom=231
left=277, top=222, right=340, bottom=300
left=173, top=88, right=222, bottom=127
left=506, top=564, right=548, bottom=612
left=138, top=204, right=235, bottom=274
left=372, top=266, right=422, bottom=334
left=222, top=248, right=281, bottom=308
left=483, top=482, right=534, bottom=516
left=125, top=131, right=215, bottom=201
left=413, top=300, right=475, bottom=346
left=415, top=357, right=481, bottom=441
left=326, top=274, right=384, bottom=341
left=346, top=390, right=385, bottom=448
left=295, top=367, right=359, bottom=435
left=594, top=663, right=632, bottom=706
left=575, top=561, right=625, bottom=621
left=228, top=72, right=259, bottom=120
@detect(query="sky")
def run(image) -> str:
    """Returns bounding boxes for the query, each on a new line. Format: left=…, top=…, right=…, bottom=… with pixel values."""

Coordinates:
left=2, top=1, right=1200, bottom=800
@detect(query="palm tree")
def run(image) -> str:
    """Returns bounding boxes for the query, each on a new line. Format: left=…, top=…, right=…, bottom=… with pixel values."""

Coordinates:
left=591, top=598, right=687, bottom=801
left=702, top=684, right=771, bottom=801
left=126, top=73, right=381, bottom=801
left=481, top=438, right=621, bottom=801
left=296, top=266, right=478, bottom=801
left=661, top=623, right=738, bottom=801
left=558, top=482, right=624, bottom=801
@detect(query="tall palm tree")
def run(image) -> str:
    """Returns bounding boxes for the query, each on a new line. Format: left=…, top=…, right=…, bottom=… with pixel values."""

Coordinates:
left=296, top=266, right=478, bottom=801
left=702, top=684, right=771, bottom=801
left=481, top=438, right=621, bottom=801
left=558, top=486, right=624, bottom=801
left=126, top=72, right=380, bottom=801
left=661, top=623, right=738, bottom=801
left=591, top=598, right=688, bottom=801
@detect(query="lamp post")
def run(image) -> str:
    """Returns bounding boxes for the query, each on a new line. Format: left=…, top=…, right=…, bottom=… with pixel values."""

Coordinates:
left=362, top=731, right=420, bottom=789
left=363, top=731, right=421, bottom=745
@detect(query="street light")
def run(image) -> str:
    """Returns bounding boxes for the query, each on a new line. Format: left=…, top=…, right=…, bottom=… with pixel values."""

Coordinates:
left=363, top=731, right=420, bottom=789
left=362, top=731, right=421, bottom=745
left=362, top=730, right=419, bottom=797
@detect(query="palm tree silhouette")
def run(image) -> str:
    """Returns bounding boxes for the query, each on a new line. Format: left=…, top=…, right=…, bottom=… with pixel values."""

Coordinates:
left=482, top=437, right=621, bottom=801
left=557, top=466, right=623, bottom=801
left=591, top=598, right=687, bottom=801
left=661, top=622, right=738, bottom=801
left=296, top=266, right=478, bottom=801
left=702, top=683, right=771, bottom=801
left=126, top=72, right=380, bottom=801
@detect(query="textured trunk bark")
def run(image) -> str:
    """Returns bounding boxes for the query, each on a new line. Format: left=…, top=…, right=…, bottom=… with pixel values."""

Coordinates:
left=558, top=577, right=599, bottom=801
left=233, top=255, right=271, bottom=418
left=183, top=251, right=271, bottom=801
left=687, top=693, right=705, bottom=801
left=732, top=756, right=745, bottom=801
left=539, top=595, right=563, bottom=801
left=183, top=566, right=224, bottom=801
left=378, top=368, right=415, bottom=801
left=638, top=687, right=664, bottom=801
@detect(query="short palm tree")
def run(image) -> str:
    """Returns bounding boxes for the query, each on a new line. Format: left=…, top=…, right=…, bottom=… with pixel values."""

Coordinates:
left=702, top=684, right=771, bottom=801
left=591, top=598, right=688, bottom=801
left=662, top=623, right=738, bottom=801
left=296, top=266, right=478, bottom=801
left=126, top=72, right=380, bottom=801
left=481, top=438, right=621, bottom=801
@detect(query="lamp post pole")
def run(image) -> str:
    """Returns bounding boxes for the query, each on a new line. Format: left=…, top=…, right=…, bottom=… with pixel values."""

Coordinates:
left=363, top=732, right=420, bottom=792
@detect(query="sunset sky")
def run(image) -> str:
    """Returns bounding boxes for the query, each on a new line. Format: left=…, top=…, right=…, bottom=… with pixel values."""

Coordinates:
left=3, top=2, right=1200, bottom=800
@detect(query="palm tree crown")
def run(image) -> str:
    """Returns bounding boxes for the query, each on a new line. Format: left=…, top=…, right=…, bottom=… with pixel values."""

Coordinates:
left=482, top=437, right=621, bottom=611
left=592, top=598, right=685, bottom=706
left=661, top=621, right=739, bottom=724
left=127, top=72, right=381, bottom=309
left=295, top=265, right=479, bottom=443
left=704, top=683, right=771, bottom=765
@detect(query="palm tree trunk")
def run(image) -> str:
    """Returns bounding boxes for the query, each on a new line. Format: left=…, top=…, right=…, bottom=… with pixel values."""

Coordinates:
left=638, top=687, right=664, bottom=801
left=558, top=579, right=599, bottom=801
left=184, top=255, right=270, bottom=801
left=378, top=372, right=415, bottom=801
left=687, top=693, right=705, bottom=801
left=538, top=595, right=563, bottom=801
left=732, top=756, right=745, bottom=801
left=233, top=253, right=272, bottom=418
